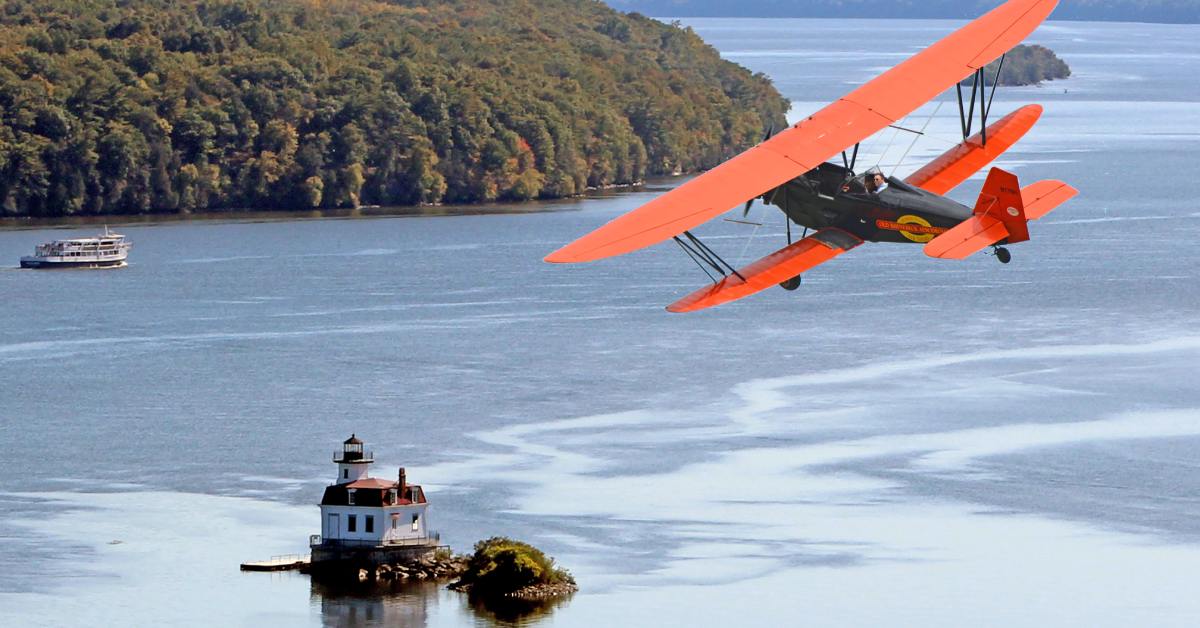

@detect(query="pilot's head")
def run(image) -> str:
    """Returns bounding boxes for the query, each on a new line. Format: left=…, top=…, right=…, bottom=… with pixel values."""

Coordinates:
left=872, top=173, right=885, bottom=188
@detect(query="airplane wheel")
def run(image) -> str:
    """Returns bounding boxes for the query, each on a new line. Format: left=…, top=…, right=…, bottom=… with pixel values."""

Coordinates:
left=995, top=247, right=1011, bottom=264
left=780, top=275, right=802, bottom=291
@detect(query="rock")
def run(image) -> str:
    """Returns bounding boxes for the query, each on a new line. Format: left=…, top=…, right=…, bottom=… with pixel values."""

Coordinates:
left=508, top=582, right=579, bottom=600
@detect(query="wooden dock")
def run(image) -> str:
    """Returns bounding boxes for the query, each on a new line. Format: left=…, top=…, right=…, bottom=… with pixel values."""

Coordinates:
left=240, top=554, right=311, bottom=572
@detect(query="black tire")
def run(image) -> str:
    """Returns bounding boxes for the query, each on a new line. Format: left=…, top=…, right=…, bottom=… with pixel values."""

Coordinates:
left=996, top=247, right=1011, bottom=264
left=780, top=275, right=802, bottom=291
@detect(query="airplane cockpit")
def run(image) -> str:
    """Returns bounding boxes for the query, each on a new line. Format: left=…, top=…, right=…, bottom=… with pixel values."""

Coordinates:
left=800, top=162, right=917, bottom=201
left=843, top=166, right=888, bottom=196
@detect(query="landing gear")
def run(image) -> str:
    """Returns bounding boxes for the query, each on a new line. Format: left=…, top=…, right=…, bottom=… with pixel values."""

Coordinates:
left=994, top=246, right=1011, bottom=264
left=779, top=275, right=802, bottom=291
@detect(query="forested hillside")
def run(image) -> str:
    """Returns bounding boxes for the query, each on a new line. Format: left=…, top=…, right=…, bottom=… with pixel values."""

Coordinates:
left=610, top=0, right=1200, bottom=23
left=0, top=0, right=788, bottom=216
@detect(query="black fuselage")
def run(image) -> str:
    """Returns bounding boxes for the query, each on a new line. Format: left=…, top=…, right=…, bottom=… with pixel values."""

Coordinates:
left=764, top=162, right=972, bottom=244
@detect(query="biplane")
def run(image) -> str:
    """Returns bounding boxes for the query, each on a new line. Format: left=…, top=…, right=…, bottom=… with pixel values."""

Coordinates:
left=545, top=0, right=1077, bottom=313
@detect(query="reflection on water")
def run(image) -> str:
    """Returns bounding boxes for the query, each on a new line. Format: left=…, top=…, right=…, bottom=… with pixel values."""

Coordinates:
left=311, top=579, right=571, bottom=627
left=313, top=579, right=440, bottom=628
left=464, top=591, right=575, bottom=626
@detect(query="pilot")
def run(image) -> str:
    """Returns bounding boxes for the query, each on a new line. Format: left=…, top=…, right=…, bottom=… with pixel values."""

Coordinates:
left=866, top=172, right=888, bottom=194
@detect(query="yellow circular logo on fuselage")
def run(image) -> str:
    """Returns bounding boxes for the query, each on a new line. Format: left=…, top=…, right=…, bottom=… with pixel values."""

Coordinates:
left=897, top=214, right=936, bottom=243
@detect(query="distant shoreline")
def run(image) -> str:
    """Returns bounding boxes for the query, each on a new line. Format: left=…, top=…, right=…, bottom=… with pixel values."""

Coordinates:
left=0, top=202, right=579, bottom=232
left=0, top=179, right=680, bottom=232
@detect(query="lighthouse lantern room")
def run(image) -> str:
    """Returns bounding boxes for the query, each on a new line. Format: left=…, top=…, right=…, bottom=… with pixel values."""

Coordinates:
left=334, top=434, right=372, bottom=484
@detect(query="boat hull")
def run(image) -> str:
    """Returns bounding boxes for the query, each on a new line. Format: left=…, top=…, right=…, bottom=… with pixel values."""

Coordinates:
left=20, top=258, right=127, bottom=269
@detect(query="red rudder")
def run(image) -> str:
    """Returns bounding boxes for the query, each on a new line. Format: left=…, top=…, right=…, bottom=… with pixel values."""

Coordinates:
left=974, top=167, right=1029, bottom=243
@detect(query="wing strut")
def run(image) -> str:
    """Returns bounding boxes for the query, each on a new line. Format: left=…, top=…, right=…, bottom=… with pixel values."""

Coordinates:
left=957, top=53, right=1006, bottom=146
left=673, top=231, right=746, bottom=283
left=841, top=143, right=860, bottom=173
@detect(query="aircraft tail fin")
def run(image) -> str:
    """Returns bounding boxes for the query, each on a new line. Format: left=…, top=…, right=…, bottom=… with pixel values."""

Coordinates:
left=973, top=167, right=1029, bottom=243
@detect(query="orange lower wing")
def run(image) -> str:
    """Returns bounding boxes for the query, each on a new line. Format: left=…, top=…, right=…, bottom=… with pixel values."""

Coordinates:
left=905, top=105, right=1042, bottom=195
left=923, top=215, right=1010, bottom=259
left=1022, top=180, right=1078, bottom=220
left=667, top=229, right=863, bottom=313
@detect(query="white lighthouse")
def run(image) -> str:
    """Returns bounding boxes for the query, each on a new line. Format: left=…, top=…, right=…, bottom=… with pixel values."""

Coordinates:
left=312, top=435, right=437, bottom=558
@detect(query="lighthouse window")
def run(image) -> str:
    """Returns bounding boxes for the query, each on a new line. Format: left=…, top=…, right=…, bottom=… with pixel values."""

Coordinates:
left=411, top=514, right=420, bottom=531
left=343, top=469, right=348, bottom=480
left=347, top=515, right=357, bottom=532
left=392, top=514, right=400, bottom=530
left=365, top=516, right=374, bottom=533
left=348, top=490, right=356, bottom=505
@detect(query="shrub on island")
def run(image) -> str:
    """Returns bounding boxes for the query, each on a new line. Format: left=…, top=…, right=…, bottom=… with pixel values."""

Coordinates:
left=450, top=537, right=577, bottom=600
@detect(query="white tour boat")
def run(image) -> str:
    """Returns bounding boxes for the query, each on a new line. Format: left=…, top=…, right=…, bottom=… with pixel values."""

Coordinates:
left=20, top=227, right=131, bottom=269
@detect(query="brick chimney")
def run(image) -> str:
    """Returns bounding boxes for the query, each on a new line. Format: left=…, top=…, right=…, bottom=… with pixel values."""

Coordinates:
left=398, top=467, right=407, bottom=500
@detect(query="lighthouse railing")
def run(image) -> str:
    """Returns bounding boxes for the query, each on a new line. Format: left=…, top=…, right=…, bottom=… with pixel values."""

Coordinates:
left=332, top=450, right=373, bottom=462
left=311, top=532, right=441, bottom=548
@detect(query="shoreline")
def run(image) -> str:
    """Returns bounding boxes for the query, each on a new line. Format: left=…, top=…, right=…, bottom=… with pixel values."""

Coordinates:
left=0, top=178, right=679, bottom=232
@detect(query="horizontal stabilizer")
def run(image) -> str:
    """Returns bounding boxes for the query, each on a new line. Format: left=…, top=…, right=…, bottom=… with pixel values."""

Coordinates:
left=905, top=105, right=1042, bottom=195
left=926, top=166, right=1023, bottom=259
left=923, top=215, right=1010, bottom=259
left=1021, top=179, right=1078, bottom=220
left=667, top=228, right=863, bottom=313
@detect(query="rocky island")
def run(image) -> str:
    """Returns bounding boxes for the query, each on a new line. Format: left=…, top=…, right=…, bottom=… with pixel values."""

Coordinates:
left=448, top=537, right=578, bottom=601
left=310, top=537, right=577, bottom=623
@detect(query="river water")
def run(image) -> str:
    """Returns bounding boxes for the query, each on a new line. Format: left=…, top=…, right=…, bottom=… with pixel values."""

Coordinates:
left=2, top=18, right=1199, bottom=628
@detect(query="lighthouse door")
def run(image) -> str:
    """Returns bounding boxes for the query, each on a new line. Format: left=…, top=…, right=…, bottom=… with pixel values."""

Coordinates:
left=327, top=513, right=340, bottom=539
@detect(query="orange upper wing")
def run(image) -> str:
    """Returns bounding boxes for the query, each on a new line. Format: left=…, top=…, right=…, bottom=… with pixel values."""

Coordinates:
left=546, top=0, right=1060, bottom=264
